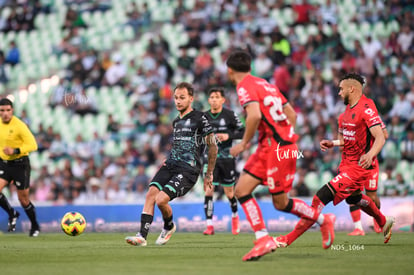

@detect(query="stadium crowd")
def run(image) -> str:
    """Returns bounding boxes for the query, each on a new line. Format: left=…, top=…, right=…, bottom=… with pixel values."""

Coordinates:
left=1, top=0, right=413, bottom=205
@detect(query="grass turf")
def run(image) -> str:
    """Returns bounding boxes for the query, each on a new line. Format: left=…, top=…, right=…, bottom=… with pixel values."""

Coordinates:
left=0, top=232, right=413, bottom=275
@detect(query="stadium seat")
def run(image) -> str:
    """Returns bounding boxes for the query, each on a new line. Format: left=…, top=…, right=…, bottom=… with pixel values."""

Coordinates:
left=304, top=171, right=321, bottom=193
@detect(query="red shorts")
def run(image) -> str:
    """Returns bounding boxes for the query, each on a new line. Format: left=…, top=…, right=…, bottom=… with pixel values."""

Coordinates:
left=363, top=165, right=379, bottom=192
left=329, top=165, right=371, bottom=205
left=244, top=143, right=297, bottom=194
left=339, top=161, right=379, bottom=192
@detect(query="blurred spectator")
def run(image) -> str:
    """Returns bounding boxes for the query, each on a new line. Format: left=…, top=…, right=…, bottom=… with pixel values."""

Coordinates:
left=397, top=24, right=414, bottom=56
left=102, top=53, right=127, bottom=86
left=292, top=0, right=316, bottom=26
left=74, top=177, right=105, bottom=204
left=389, top=92, right=412, bottom=121
left=0, top=55, right=8, bottom=85
left=63, top=7, right=87, bottom=29
left=49, top=78, right=68, bottom=108
left=400, top=127, right=414, bottom=162
left=73, top=89, right=98, bottom=116
left=104, top=176, right=128, bottom=202
left=272, top=58, right=291, bottom=97
left=271, top=31, right=290, bottom=63
left=252, top=50, right=273, bottom=80
left=128, top=164, right=149, bottom=192
left=316, top=0, right=337, bottom=25
left=384, top=173, right=411, bottom=197
left=49, top=133, right=69, bottom=161
left=362, top=35, right=382, bottom=60
left=4, top=41, right=20, bottom=66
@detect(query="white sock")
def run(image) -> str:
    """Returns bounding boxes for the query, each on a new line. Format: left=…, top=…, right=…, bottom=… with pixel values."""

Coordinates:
left=206, top=219, right=213, bottom=226
left=232, top=212, right=238, bottom=218
left=317, top=214, right=324, bottom=225
left=255, top=230, right=268, bottom=239
left=354, top=221, right=363, bottom=230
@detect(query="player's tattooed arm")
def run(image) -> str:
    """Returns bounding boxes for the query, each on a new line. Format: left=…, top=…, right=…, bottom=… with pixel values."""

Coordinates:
left=204, top=133, right=218, bottom=189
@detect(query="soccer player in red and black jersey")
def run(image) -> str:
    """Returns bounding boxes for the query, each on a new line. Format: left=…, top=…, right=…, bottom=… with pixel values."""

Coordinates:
left=338, top=113, right=389, bottom=236
left=275, top=73, right=395, bottom=249
left=226, top=50, right=335, bottom=261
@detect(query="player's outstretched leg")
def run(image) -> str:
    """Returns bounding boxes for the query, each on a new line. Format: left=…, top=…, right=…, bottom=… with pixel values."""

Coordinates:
left=383, top=216, right=395, bottom=244
left=242, top=235, right=277, bottom=261
left=373, top=217, right=382, bottom=233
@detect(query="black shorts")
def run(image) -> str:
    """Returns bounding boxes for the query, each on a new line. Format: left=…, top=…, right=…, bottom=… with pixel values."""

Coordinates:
left=204, top=158, right=236, bottom=186
left=150, top=165, right=198, bottom=200
left=0, top=156, right=31, bottom=190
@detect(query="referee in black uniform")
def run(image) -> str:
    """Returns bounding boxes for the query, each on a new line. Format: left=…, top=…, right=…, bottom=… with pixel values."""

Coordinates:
left=0, top=98, right=40, bottom=237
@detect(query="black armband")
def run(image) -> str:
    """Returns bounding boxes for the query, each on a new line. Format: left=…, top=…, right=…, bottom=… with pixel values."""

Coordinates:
left=13, top=148, right=21, bottom=154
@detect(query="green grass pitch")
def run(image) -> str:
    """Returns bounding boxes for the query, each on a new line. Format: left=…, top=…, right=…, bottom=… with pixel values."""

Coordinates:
left=1, top=232, right=413, bottom=275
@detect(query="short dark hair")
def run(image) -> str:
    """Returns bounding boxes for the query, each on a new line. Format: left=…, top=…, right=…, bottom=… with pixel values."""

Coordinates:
left=226, top=50, right=251, bottom=72
left=174, top=82, right=194, bottom=96
left=339, top=73, right=365, bottom=86
left=0, top=98, right=13, bottom=108
left=208, top=87, right=225, bottom=97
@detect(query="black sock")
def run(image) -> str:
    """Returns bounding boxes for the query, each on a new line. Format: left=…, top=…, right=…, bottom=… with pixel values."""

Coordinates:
left=24, top=202, right=39, bottom=229
left=163, top=215, right=174, bottom=230
left=140, top=213, right=153, bottom=239
left=229, top=196, right=238, bottom=214
left=0, top=193, right=15, bottom=216
left=204, top=196, right=213, bottom=220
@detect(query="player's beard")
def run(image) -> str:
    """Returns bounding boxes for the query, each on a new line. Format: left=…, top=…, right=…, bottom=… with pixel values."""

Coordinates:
left=343, top=94, right=349, bottom=105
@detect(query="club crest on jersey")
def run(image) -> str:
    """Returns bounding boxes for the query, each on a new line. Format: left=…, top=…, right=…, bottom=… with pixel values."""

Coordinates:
left=237, top=87, right=250, bottom=104
left=185, top=119, right=191, bottom=126
left=352, top=114, right=355, bottom=119
left=220, top=118, right=226, bottom=126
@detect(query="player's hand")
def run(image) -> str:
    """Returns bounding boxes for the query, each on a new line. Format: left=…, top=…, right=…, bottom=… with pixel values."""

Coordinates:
left=215, top=133, right=229, bottom=142
left=204, top=173, right=213, bottom=191
left=359, top=153, right=373, bottom=169
left=320, top=140, right=333, bottom=152
left=230, top=142, right=247, bottom=157
left=3, top=147, right=14, bottom=155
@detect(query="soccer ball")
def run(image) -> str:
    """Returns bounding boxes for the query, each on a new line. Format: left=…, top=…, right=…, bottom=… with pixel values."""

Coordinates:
left=61, top=212, right=86, bottom=236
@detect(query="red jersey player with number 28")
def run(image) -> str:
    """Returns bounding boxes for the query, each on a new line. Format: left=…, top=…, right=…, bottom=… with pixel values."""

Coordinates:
left=275, top=73, right=395, bottom=249
left=226, top=51, right=335, bottom=262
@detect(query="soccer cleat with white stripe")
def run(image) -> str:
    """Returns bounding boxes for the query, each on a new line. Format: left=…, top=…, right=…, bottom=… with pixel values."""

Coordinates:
left=156, top=223, right=176, bottom=245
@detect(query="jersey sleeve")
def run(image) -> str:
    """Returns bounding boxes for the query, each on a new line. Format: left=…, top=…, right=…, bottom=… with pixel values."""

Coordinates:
left=18, top=119, right=38, bottom=154
left=200, top=114, right=213, bottom=137
left=237, top=82, right=258, bottom=107
left=362, top=101, right=382, bottom=128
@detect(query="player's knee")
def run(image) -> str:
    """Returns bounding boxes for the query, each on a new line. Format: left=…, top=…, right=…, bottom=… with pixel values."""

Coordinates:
left=155, top=193, right=170, bottom=207
left=272, top=193, right=290, bottom=211
left=315, top=184, right=334, bottom=205
left=346, top=194, right=362, bottom=205
left=237, top=194, right=253, bottom=204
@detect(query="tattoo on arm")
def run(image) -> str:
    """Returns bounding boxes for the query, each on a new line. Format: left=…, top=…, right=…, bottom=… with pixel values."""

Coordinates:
left=205, top=133, right=217, bottom=174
